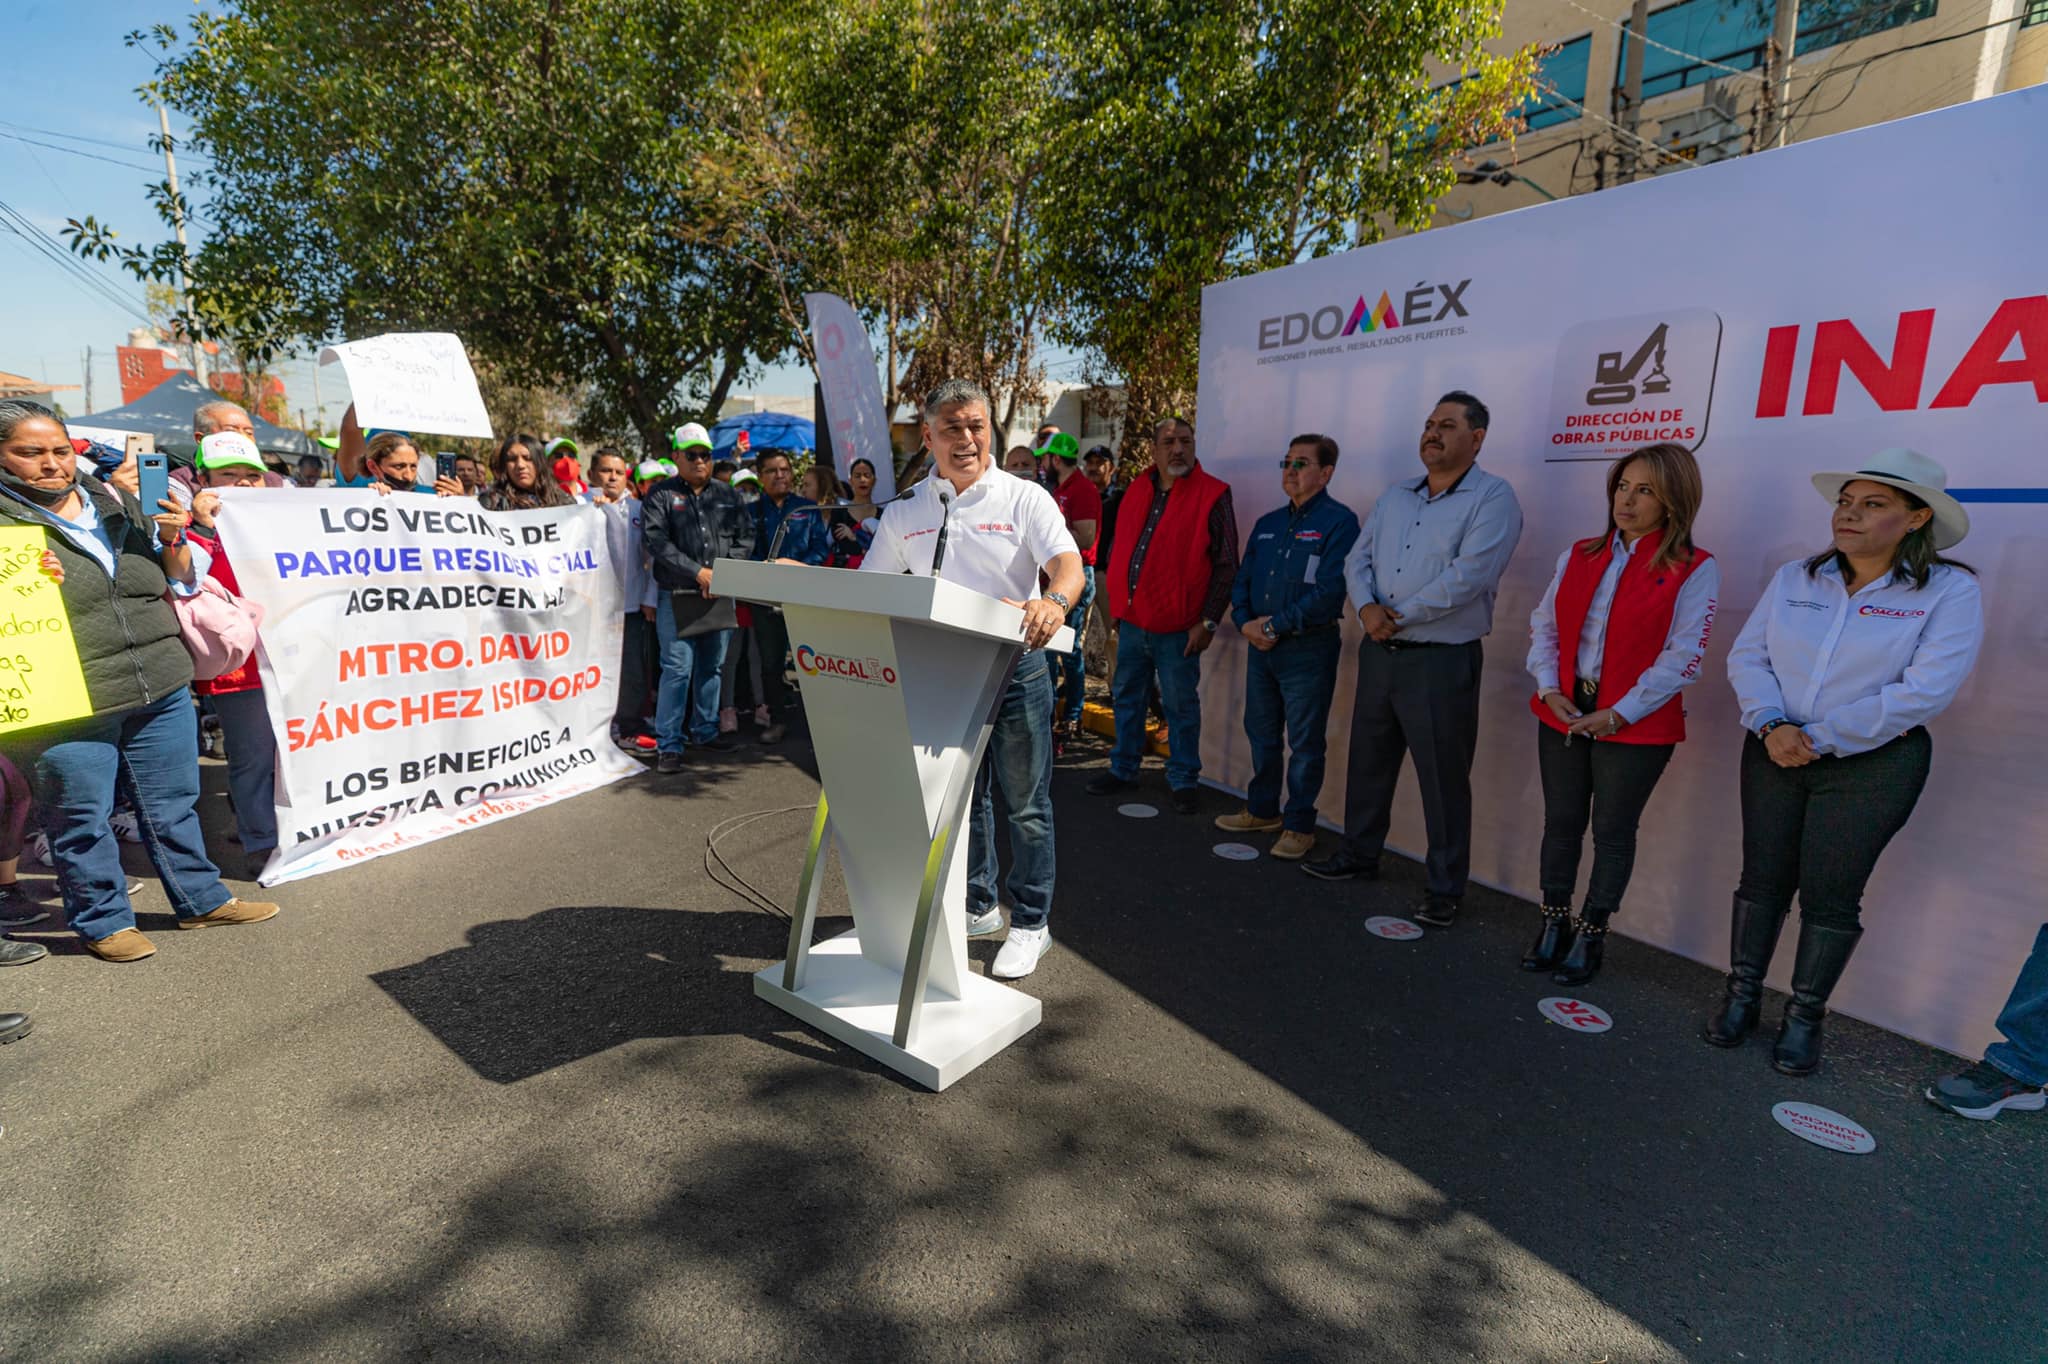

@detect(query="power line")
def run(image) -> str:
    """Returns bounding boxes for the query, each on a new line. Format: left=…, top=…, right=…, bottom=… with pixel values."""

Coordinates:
left=1553, top=0, right=1767, bottom=84
left=0, top=129, right=165, bottom=175
left=0, top=197, right=154, bottom=325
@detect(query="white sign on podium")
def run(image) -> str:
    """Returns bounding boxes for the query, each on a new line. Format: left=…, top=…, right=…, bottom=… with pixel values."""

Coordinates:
left=714, top=560, right=1074, bottom=1091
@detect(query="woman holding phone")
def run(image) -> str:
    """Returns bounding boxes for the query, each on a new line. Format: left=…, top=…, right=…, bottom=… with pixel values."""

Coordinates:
left=1524, top=443, right=1718, bottom=986
left=1709, top=448, right=1981, bottom=1074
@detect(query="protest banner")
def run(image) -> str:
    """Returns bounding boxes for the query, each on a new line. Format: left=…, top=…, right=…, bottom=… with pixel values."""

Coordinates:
left=805, top=293, right=897, bottom=500
left=317, top=332, right=494, bottom=438
left=1194, top=89, right=2046, bottom=1059
left=0, top=528, right=91, bottom=735
left=216, top=489, right=638, bottom=883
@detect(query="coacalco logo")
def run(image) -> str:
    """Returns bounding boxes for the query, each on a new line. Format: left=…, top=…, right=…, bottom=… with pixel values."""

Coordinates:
left=1257, top=279, right=1472, bottom=351
left=795, top=645, right=898, bottom=686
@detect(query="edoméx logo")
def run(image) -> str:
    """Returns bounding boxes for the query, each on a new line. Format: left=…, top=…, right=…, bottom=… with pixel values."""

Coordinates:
left=794, top=645, right=898, bottom=686
left=1255, top=277, right=1473, bottom=366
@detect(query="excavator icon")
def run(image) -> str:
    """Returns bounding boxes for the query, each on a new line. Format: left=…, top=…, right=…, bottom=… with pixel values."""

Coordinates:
left=1586, top=322, right=1673, bottom=406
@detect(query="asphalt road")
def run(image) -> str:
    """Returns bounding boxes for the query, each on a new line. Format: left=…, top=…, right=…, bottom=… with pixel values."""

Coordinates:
left=1, top=720, right=2041, bottom=1362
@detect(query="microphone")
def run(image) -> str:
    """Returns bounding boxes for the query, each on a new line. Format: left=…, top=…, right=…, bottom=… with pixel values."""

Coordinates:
left=930, top=488, right=954, bottom=577
left=765, top=504, right=819, bottom=561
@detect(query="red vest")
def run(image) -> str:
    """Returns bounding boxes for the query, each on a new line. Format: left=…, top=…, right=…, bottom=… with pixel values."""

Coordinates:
left=1104, top=463, right=1228, bottom=633
left=1531, top=527, right=1710, bottom=745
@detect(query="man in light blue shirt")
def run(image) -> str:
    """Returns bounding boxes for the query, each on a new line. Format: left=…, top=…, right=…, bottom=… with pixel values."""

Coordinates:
left=1304, top=391, right=1523, bottom=928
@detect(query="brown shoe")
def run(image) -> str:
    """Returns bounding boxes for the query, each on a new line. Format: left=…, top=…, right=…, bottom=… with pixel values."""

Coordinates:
left=1271, top=830, right=1317, bottom=861
left=1214, top=807, right=1284, bottom=834
left=84, top=928, right=157, bottom=962
left=177, top=898, right=281, bottom=930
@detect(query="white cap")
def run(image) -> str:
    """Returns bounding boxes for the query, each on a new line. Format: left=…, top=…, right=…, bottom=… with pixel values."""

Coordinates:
left=197, top=431, right=264, bottom=472
left=670, top=422, right=712, bottom=453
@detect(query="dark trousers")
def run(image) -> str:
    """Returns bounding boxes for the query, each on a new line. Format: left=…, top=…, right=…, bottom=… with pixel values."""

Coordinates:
left=1339, top=639, right=1483, bottom=898
left=614, top=610, right=657, bottom=736
left=1244, top=629, right=1342, bottom=832
left=753, top=606, right=794, bottom=720
left=1736, top=727, right=1931, bottom=932
left=1535, top=721, right=1674, bottom=918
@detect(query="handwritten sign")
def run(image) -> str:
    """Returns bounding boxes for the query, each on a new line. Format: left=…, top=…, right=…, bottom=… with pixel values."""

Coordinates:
left=0, top=529, right=91, bottom=735
left=318, top=332, right=494, bottom=438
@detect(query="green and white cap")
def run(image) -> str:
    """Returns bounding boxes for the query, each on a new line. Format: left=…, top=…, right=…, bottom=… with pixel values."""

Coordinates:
left=197, top=432, right=265, bottom=472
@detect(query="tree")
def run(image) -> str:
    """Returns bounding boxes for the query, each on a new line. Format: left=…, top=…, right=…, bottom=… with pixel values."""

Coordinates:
left=76, top=1, right=791, bottom=455
left=1036, top=0, right=1541, bottom=463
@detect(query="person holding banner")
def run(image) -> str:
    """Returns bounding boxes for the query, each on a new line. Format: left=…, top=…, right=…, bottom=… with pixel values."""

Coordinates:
left=1710, top=448, right=1982, bottom=1075
left=1523, top=444, right=1718, bottom=986
left=0, top=402, right=280, bottom=963
left=1305, top=392, right=1523, bottom=930
left=644, top=426, right=754, bottom=772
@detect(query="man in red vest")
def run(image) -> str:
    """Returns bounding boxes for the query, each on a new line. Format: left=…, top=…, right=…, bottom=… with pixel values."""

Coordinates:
left=1086, top=416, right=1240, bottom=815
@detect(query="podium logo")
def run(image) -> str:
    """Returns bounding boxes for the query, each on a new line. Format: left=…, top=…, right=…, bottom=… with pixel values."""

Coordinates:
left=795, top=645, right=898, bottom=687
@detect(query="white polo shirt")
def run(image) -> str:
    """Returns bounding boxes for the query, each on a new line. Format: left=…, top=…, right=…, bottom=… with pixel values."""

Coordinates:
left=860, top=463, right=1077, bottom=600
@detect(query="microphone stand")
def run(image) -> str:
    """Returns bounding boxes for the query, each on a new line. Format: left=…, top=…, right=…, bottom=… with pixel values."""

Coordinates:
left=930, top=488, right=954, bottom=576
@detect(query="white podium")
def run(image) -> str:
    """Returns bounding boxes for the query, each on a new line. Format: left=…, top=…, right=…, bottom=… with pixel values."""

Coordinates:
left=713, top=559, right=1074, bottom=1091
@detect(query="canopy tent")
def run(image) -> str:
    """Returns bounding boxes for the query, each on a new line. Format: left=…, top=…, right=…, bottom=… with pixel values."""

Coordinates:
left=79, top=373, right=313, bottom=462
left=709, top=411, right=814, bottom=458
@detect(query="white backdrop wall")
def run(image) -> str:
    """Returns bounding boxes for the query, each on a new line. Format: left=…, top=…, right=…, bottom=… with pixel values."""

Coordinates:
left=1192, top=89, right=2046, bottom=1059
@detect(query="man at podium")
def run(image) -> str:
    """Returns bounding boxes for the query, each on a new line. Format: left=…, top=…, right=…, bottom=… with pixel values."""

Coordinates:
left=860, top=379, right=1084, bottom=980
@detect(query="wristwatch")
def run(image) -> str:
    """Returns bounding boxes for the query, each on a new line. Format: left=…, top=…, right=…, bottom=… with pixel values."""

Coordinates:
left=1201, top=618, right=1218, bottom=633
left=1044, top=590, right=1071, bottom=611
left=1757, top=718, right=1793, bottom=741
left=1260, top=619, right=1278, bottom=642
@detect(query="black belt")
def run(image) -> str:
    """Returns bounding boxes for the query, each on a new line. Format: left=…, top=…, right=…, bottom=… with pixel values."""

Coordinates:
left=1378, top=637, right=1465, bottom=652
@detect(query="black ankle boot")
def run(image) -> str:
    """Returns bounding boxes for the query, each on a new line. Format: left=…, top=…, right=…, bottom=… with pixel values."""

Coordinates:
left=1773, top=922, right=1863, bottom=1076
left=1552, top=915, right=1607, bottom=986
left=1520, top=904, right=1575, bottom=972
left=1705, top=894, right=1790, bottom=1048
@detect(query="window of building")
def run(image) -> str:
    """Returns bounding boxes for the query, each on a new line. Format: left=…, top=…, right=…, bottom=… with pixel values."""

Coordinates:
left=1430, top=33, right=1592, bottom=139
left=1078, top=392, right=1117, bottom=439
left=2025, top=0, right=2047, bottom=26
left=1617, top=0, right=1939, bottom=100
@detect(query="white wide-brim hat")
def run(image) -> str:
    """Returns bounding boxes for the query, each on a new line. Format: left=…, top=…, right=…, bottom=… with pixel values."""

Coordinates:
left=1811, top=447, right=1969, bottom=550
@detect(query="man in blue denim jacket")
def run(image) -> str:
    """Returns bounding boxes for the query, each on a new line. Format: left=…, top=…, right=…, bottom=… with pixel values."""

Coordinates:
left=1216, top=434, right=1360, bottom=860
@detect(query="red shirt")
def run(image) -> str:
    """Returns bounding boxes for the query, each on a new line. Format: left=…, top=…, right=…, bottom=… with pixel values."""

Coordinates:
left=1050, top=470, right=1103, bottom=566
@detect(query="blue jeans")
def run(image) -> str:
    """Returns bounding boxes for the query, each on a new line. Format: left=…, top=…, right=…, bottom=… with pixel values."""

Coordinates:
left=1243, top=630, right=1342, bottom=833
left=22, top=687, right=233, bottom=941
left=969, top=654, right=1056, bottom=930
left=1985, top=924, right=2048, bottom=1087
left=654, top=605, right=732, bottom=752
left=210, top=687, right=278, bottom=853
left=1055, top=566, right=1096, bottom=727
left=1109, top=620, right=1203, bottom=790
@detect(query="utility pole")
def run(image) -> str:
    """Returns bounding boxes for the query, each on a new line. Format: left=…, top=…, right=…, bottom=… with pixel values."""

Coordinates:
left=155, top=102, right=209, bottom=387
left=1766, top=0, right=1799, bottom=148
left=312, top=359, right=323, bottom=432
left=1616, top=0, right=1650, bottom=183
left=82, top=347, right=93, bottom=412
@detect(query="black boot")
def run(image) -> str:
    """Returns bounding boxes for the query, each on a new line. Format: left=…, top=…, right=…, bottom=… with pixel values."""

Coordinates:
left=1552, top=912, right=1608, bottom=987
left=1520, top=904, right=1575, bottom=972
left=1773, top=922, right=1863, bottom=1076
left=1704, top=894, right=1790, bottom=1048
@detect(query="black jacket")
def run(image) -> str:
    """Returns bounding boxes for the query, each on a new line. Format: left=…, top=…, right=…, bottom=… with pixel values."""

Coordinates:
left=641, top=476, right=756, bottom=636
left=0, top=475, right=193, bottom=718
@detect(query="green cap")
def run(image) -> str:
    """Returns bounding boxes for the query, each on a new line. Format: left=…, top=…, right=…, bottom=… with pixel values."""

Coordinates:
left=197, top=432, right=265, bottom=472
left=1034, top=432, right=1080, bottom=462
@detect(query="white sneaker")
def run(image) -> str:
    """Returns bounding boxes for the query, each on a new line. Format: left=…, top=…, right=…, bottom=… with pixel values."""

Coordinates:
left=966, top=906, right=1004, bottom=938
left=110, top=810, right=143, bottom=845
left=991, top=925, right=1051, bottom=979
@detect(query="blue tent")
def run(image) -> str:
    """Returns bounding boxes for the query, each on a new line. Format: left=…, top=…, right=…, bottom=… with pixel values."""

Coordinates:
left=709, top=411, right=814, bottom=458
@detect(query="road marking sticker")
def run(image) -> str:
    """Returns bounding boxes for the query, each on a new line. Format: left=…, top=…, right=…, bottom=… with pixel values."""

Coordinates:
left=1364, top=916, right=1424, bottom=940
left=1538, top=997, right=1613, bottom=1033
left=1772, top=1102, right=1876, bottom=1154
left=1212, top=842, right=1259, bottom=861
left=1117, top=803, right=1159, bottom=819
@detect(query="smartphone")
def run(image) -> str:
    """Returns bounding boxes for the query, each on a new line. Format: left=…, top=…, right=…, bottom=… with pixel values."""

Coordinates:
left=138, top=453, right=170, bottom=516
left=123, top=433, right=155, bottom=460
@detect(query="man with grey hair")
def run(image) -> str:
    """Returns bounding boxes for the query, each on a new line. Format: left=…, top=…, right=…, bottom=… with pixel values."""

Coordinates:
left=860, top=378, right=1084, bottom=980
left=1088, top=415, right=1239, bottom=815
left=182, top=398, right=285, bottom=493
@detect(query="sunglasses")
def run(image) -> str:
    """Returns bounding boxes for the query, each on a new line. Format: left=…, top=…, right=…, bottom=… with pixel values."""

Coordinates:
left=678, top=449, right=713, bottom=462
left=1278, top=458, right=1317, bottom=471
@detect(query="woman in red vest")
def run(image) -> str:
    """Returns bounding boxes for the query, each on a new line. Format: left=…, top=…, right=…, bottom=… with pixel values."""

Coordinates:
left=1523, top=443, right=1719, bottom=985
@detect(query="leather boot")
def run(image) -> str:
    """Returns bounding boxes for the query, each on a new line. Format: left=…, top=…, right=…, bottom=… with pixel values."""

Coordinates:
left=1704, top=894, right=1790, bottom=1047
left=1773, top=922, right=1863, bottom=1076
left=1520, top=904, right=1575, bottom=972
left=1552, top=910, right=1609, bottom=987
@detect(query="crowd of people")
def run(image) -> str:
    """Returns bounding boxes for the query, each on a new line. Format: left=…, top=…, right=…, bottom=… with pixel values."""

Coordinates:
left=0, top=381, right=2038, bottom=1125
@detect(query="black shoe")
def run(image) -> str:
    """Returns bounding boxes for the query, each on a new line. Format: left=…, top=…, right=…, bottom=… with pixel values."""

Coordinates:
left=0, top=1011, right=28, bottom=1045
left=656, top=751, right=685, bottom=775
left=1169, top=787, right=1199, bottom=815
left=1301, top=849, right=1379, bottom=882
left=1704, top=894, right=1790, bottom=1048
left=699, top=735, right=740, bottom=754
left=1414, top=895, right=1460, bottom=928
left=1926, top=1060, right=2048, bottom=1121
left=245, top=850, right=274, bottom=882
left=1552, top=917, right=1607, bottom=986
left=0, top=885, right=48, bottom=929
left=0, top=940, right=47, bottom=967
left=759, top=722, right=788, bottom=745
left=1772, top=922, right=1863, bottom=1076
left=1085, top=772, right=1137, bottom=796
left=1520, top=905, right=1575, bottom=972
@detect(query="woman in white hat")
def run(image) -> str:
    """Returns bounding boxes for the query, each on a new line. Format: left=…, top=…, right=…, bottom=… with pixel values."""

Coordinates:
left=1708, top=448, right=1982, bottom=1074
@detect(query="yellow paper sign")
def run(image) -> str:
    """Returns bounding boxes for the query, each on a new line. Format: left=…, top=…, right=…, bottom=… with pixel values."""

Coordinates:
left=0, top=528, right=92, bottom=735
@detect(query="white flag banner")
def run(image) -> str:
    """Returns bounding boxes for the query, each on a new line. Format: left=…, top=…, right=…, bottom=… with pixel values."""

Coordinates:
left=216, top=488, right=638, bottom=884
left=318, top=332, right=495, bottom=438
left=1195, top=90, right=2046, bottom=1059
left=805, top=292, right=896, bottom=500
